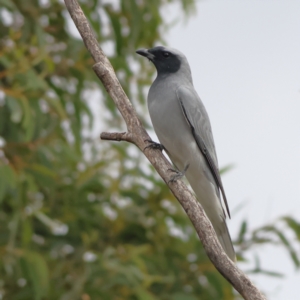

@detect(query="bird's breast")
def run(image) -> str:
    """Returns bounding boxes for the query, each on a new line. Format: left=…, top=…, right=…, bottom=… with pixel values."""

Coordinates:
left=148, top=90, right=196, bottom=170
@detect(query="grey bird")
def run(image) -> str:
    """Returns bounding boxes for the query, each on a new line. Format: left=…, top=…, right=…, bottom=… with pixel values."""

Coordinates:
left=136, top=46, right=235, bottom=261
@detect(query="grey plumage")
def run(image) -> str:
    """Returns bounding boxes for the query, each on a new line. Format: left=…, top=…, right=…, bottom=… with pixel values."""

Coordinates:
left=136, top=46, right=235, bottom=261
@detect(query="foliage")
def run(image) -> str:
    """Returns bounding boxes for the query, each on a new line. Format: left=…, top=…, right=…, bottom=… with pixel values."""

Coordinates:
left=0, top=0, right=299, bottom=299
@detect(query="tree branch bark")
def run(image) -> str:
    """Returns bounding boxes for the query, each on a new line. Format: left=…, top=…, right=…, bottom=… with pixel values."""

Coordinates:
left=64, top=1, right=267, bottom=299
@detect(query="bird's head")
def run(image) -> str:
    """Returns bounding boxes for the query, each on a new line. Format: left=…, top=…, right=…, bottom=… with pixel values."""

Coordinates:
left=136, top=46, right=191, bottom=77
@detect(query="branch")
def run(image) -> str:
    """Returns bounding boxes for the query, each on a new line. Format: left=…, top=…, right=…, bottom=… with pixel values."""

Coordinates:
left=64, top=1, right=267, bottom=299
left=100, top=132, right=132, bottom=142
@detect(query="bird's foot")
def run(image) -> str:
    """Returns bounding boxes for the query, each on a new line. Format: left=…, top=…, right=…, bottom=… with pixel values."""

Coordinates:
left=144, top=139, right=165, bottom=152
left=168, top=164, right=190, bottom=183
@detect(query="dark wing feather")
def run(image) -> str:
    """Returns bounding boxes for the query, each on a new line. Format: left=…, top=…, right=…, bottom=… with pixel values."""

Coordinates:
left=176, top=86, right=231, bottom=218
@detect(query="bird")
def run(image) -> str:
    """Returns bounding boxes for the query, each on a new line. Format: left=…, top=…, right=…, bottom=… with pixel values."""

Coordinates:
left=136, top=46, right=235, bottom=261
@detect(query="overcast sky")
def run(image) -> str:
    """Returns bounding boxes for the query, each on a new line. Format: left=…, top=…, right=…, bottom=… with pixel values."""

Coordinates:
left=162, top=0, right=300, bottom=298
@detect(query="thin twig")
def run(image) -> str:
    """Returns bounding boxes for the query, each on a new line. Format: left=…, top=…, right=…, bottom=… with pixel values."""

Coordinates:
left=100, top=132, right=132, bottom=142
left=64, top=1, right=267, bottom=299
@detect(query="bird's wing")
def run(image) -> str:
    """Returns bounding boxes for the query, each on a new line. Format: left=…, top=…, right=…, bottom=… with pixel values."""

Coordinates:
left=176, top=85, right=230, bottom=218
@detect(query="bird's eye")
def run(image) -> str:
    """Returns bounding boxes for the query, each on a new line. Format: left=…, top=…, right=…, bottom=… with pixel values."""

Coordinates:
left=163, top=52, right=170, bottom=58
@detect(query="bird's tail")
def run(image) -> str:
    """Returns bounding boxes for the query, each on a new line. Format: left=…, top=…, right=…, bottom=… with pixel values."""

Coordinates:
left=214, top=219, right=236, bottom=262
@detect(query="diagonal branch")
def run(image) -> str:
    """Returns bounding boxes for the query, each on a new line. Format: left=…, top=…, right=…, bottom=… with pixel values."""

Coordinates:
left=64, top=1, right=267, bottom=299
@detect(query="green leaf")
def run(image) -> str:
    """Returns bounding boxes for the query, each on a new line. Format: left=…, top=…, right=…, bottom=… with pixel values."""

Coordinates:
left=22, top=251, right=49, bottom=300
left=22, top=218, right=33, bottom=247
left=7, top=96, right=23, bottom=123
left=46, top=96, right=68, bottom=119
left=237, top=220, right=247, bottom=243
left=26, top=163, right=56, bottom=178
left=0, top=0, right=17, bottom=10
left=219, top=163, right=235, bottom=175
left=135, top=286, right=156, bottom=300
left=0, top=164, right=16, bottom=203
left=172, top=293, right=198, bottom=300
left=273, top=228, right=300, bottom=268
left=282, top=216, right=300, bottom=241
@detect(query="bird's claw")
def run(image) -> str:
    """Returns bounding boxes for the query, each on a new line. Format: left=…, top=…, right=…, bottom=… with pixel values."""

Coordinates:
left=144, top=139, right=165, bottom=151
left=168, top=171, right=184, bottom=183
left=168, top=164, right=189, bottom=183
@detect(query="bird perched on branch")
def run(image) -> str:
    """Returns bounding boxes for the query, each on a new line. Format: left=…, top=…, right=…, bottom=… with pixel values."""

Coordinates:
left=136, top=46, right=235, bottom=261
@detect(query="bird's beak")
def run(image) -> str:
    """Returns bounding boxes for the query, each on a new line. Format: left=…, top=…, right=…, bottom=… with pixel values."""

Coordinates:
left=136, top=49, right=155, bottom=61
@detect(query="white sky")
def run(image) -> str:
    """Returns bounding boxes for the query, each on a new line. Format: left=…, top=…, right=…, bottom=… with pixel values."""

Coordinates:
left=163, top=0, right=300, bottom=298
